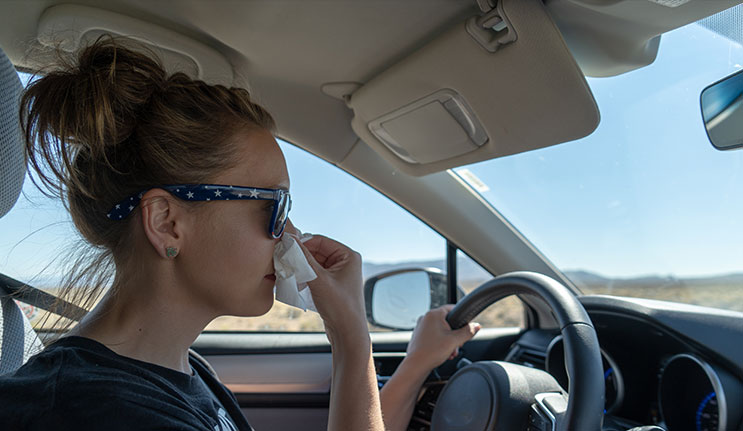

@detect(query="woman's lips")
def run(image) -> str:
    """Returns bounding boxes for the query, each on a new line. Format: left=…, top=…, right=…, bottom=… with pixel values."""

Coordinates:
left=264, top=274, right=276, bottom=281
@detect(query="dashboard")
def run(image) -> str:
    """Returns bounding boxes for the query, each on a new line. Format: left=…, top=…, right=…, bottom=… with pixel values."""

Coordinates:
left=409, top=295, right=743, bottom=431
left=578, top=296, right=743, bottom=431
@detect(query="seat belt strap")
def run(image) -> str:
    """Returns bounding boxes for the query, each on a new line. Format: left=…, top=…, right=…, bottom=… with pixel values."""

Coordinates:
left=0, top=273, right=86, bottom=321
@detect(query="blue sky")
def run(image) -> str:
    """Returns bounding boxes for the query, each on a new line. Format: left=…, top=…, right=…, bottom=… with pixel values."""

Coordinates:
left=456, top=23, right=743, bottom=278
left=1, top=20, right=743, bottom=283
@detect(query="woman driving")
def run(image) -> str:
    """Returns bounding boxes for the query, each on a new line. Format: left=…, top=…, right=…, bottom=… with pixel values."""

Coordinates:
left=0, top=36, right=479, bottom=430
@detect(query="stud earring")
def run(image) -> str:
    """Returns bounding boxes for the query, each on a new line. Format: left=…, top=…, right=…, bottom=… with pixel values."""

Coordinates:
left=166, top=247, right=179, bottom=258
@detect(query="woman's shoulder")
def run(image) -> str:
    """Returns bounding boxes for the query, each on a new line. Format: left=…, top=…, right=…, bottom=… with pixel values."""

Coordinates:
left=2, top=336, right=144, bottom=386
left=0, top=337, right=108, bottom=428
left=0, top=336, right=146, bottom=408
left=0, top=336, right=212, bottom=430
left=0, top=336, right=84, bottom=390
left=1, top=335, right=200, bottom=395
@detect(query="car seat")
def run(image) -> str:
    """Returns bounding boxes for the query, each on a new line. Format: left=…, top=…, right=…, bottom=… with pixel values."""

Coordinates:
left=0, top=44, right=45, bottom=375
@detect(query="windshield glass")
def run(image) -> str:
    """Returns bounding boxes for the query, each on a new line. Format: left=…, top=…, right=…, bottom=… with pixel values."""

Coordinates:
left=454, top=5, right=743, bottom=313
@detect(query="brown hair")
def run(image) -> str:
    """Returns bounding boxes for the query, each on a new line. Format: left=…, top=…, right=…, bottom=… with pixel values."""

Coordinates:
left=20, top=34, right=275, bottom=336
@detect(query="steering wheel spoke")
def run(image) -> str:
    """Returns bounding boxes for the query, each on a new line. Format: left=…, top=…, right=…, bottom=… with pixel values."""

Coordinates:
left=528, top=392, right=568, bottom=431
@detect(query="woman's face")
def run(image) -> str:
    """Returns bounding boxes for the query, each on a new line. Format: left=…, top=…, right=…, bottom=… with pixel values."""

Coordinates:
left=179, top=128, right=290, bottom=317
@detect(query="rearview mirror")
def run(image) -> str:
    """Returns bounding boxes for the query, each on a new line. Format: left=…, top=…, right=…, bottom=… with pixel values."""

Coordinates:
left=701, top=68, right=743, bottom=150
left=364, top=268, right=458, bottom=330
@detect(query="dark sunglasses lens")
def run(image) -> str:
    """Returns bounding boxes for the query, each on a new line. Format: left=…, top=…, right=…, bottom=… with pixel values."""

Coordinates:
left=272, top=195, right=290, bottom=237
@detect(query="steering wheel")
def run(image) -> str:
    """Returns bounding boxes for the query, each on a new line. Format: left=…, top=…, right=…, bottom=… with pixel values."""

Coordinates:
left=430, top=271, right=605, bottom=431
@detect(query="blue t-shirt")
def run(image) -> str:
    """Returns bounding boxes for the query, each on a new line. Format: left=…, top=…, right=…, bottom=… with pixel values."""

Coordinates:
left=0, top=336, right=253, bottom=431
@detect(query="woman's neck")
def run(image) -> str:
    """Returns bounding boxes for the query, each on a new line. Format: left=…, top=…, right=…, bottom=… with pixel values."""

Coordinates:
left=70, top=269, right=217, bottom=375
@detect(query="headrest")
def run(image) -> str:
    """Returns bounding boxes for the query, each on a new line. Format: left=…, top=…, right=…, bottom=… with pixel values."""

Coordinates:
left=0, top=46, right=25, bottom=218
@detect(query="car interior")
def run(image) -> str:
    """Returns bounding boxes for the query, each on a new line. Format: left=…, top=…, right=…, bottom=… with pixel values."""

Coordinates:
left=1, top=1, right=743, bottom=430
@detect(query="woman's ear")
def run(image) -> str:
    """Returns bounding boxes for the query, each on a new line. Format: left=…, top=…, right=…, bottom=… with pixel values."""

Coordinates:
left=140, top=189, right=183, bottom=259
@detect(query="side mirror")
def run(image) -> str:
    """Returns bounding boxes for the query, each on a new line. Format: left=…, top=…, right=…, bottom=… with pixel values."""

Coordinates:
left=364, top=267, right=460, bottom=330
left=701, top=68, right=743, bottom=150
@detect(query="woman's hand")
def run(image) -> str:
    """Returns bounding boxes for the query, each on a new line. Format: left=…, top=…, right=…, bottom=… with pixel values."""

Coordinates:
left=288, top=227, right=384, bottom=431
left=379, top=305, right=480, bottom=431
left=406, top=304, right=481, bottom=371
left=291, top=232, right=367, bottom=344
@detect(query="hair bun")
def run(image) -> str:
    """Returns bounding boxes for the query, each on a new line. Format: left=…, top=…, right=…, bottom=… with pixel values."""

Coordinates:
left=74, top=36, right=167, bottom=149
left=21, top=35, right=169, bottom=196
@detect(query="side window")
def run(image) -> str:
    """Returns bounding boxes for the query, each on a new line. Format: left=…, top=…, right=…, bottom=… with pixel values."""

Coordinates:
left=205, top=140, right=447, bottom=332
left=456, top=249, right=525, bottom=328
left=0, top=72, right=517, bottom=334
left=0, top=71, right=78, bottom=330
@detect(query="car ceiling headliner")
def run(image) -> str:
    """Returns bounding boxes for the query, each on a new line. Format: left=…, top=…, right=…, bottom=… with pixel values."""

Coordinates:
left=1, top=0, right=477, bottom=164
left=0, top=0, right=740, bottom=167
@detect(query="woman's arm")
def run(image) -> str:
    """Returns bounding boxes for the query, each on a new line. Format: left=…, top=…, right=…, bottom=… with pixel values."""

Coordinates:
left=378, top=354, right=430, bottom=431
left=327, top=331, right=384, bottom=431
left=380, top=306, right=481, bottom=431
left=293, top=233, right=385, bottom=431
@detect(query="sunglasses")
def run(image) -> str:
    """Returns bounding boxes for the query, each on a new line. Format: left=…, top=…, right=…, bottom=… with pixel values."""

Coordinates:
left=106, top=184, right=292, bottom=238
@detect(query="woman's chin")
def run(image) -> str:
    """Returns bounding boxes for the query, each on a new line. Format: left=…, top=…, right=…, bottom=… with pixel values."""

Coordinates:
left=224, top=282, right=275, bottom=317
left=256, top=296, right=275, bottom=316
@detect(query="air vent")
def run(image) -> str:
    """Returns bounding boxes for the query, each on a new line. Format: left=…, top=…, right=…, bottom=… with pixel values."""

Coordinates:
left=507, top=347, right=546, bottom=370
left=409, top=382, right=446, bottom=430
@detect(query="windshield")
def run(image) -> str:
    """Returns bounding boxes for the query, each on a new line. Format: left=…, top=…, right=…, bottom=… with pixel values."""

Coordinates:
left=454, top=5, right=743, bottom=313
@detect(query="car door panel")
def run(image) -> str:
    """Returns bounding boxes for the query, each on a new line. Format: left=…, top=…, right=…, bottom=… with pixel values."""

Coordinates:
left=206, top=353, right=332, bottom=394
left=192, top=328, right=522, bottom=429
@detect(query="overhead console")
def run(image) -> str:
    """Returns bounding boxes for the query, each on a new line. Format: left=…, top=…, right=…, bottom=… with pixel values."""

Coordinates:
left=348, top=0, right=599, bottom=176
left=34, top=4, right=233, bottom=86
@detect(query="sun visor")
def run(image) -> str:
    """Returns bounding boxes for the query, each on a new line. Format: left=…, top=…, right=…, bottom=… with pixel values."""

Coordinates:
left=348, top=0, right=599, bottom=176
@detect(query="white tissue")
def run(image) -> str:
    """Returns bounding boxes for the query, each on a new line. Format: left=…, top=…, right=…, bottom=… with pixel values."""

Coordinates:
left=273, top=231, right=317, bottom=312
